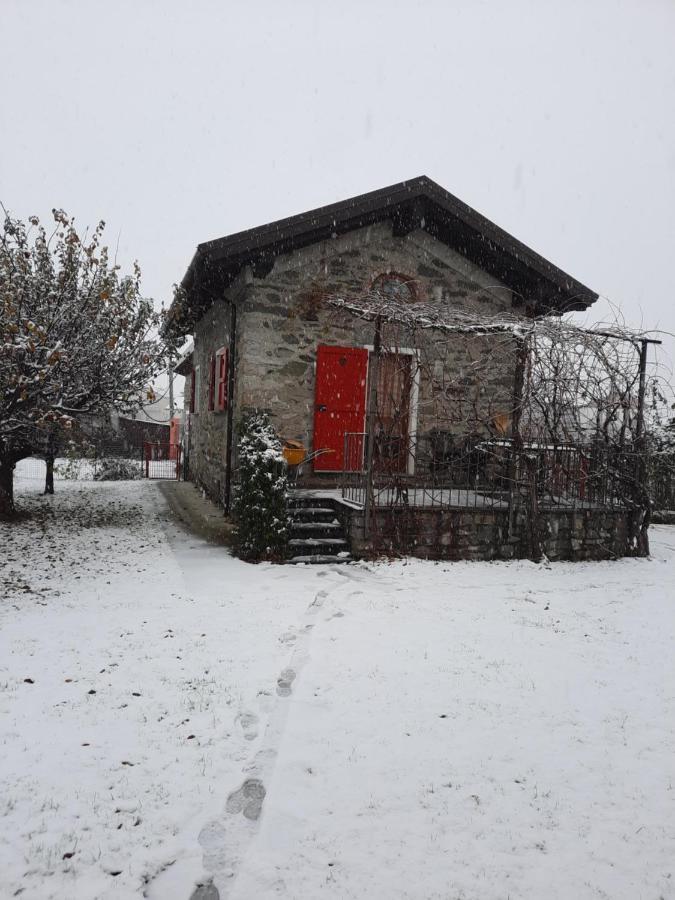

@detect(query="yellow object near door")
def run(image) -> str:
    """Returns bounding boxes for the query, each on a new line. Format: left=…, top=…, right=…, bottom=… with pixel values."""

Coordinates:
left=282, top=440, right=306, bottom=467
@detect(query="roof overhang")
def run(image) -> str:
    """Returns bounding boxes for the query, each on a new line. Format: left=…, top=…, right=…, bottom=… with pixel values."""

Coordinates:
left=167, top=176, right=598, bottom=337
left=173, top=343, right=194, bottom=376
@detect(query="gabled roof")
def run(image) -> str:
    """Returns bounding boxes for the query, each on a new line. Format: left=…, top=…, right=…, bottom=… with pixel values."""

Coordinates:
left=169, top=176, right=597, bottom=334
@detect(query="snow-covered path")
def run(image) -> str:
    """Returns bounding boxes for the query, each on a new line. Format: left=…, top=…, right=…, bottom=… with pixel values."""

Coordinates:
left=1, top=480, right=674, bottom=899
left=0, top=481, right=347, bottom=899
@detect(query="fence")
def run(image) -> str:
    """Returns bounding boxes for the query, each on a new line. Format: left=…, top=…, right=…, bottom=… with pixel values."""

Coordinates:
left=341, top=431, right=646, bottom=513
left=14, top=443, right=182, bottom=482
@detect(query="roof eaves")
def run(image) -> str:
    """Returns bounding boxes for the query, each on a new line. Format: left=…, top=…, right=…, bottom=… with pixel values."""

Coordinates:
left=174, top=176, right=598, bottom=318
left=198, top=179, right=426, bottom=262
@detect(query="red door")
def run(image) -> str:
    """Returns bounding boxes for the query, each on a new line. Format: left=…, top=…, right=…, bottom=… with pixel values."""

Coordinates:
left=313, top=345, right=368, bottom=471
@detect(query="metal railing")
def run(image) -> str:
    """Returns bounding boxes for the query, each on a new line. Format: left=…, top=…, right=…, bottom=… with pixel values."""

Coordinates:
left=342, top=431, right=647, bottom=512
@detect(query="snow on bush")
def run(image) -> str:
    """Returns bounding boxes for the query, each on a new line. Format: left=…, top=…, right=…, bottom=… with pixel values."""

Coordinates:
left=647, top=419, right=675, bottom=454
left=232, top=411, right=289, bottom=561
left=93, top=457, right=143, bottom=481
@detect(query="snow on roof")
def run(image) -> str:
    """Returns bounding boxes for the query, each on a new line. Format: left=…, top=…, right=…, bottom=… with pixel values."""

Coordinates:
left=173, top=342, right=194, bottom=376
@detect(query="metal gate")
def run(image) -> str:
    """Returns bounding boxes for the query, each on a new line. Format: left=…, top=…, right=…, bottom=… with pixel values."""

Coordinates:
left=143, top=442, right=182, bottom=480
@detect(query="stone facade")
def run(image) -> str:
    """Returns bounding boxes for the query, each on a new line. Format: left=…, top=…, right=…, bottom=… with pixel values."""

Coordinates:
left=240, top=223, right=512, bottom=437
left=188, top=222, right=515, bottom=501
left=188, top=294, right=234, bottom=501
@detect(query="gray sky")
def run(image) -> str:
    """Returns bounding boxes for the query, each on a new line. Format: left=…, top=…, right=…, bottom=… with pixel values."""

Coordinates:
left=2, top=0, right=674, bottom=374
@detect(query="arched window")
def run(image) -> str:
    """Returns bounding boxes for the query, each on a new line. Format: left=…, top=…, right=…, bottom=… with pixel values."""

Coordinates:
left=371, top=273, right=416, bottom=303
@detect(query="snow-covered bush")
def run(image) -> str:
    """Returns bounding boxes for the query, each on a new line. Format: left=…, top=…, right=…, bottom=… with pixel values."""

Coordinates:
left=232, top=411, right=289, bottom=561
left=93, top=457, right=143, bottom=481
left=53, top=441, right=96, bottom=479
left=647, top=419, right=675, bottom=455
left=54, top=457, right=87, bottom=480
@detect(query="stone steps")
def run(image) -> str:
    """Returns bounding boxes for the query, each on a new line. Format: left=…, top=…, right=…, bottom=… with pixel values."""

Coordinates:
left=287, top=552, right=353, bottom=565
left=289, top=536, right=349, bottom=550
left=287, top=494, right=353, bottom=564
left=290, top=506, right=337, bottom=520
left=287, top=496, right=338, bottom=510
left=291, top=521, right=342, bottom=539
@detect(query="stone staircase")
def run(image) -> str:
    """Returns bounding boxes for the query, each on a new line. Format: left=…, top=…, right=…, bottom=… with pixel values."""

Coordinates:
left=287, top=495, right=353, bottom=564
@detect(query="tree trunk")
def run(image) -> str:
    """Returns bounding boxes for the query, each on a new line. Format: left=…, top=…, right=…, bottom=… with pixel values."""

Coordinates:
left=624, top=452, right=651, bottom=557
left=44, top=429, right=57, bottom=494
left=44, top=455, right=55, bottom=494
left=637, top=506, right=651, bottom=557
left=0, top=456, right=16, bottom=519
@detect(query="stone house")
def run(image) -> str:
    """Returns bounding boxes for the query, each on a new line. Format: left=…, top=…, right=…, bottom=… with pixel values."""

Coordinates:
left=169, top=177, right=595, bottom=494
left=166, top=177, right=636, bottom=561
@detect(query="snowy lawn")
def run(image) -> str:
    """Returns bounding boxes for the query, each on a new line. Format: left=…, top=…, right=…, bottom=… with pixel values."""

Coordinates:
left=1, top=480, right=674, bottom=899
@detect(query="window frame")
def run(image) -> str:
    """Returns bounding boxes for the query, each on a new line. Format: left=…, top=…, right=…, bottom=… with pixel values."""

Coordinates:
left=215, top=346, right=229, bottom=412
left=208, top=354, right=216, bottom=411
left=371, top=272, right=417, bottom=303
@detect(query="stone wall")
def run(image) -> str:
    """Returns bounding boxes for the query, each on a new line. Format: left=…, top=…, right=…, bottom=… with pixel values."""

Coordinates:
left=189, top=220, right=520, bottom=504
left=235, top=221, right=516, bottom=454
left=340, top=504, right=632, bottom=562
left=188, top=295, right=234, bottom=501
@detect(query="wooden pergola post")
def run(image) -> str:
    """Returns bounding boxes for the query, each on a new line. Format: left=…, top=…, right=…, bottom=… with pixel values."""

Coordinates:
left=635, top=338, right=649, bottom=444
left=632, top=337, right=657, bottom=556
left=363, top=315, right=382, bottom=539
left=507, top=333, right=529, bottom=547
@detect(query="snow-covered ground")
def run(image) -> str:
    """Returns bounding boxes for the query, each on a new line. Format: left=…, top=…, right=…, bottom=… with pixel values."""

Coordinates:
left=1, top=480, right=674, bottom=899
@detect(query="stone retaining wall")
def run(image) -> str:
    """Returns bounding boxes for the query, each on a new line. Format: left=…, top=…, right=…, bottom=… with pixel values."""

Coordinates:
left=339, top=504, right=632, bottom=562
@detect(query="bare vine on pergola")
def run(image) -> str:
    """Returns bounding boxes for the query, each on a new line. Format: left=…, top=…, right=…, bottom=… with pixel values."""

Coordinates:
left=329, top=293, right=663, bottom=440
left=326, top=291, right=669, bottom=557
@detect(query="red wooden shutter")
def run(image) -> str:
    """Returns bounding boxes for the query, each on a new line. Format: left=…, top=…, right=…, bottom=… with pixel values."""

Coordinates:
left=208, top=355, right=216, bottom=411
left=189, top=368, right=196, bottom=413
left=217, top=349, right=229, bottom=411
